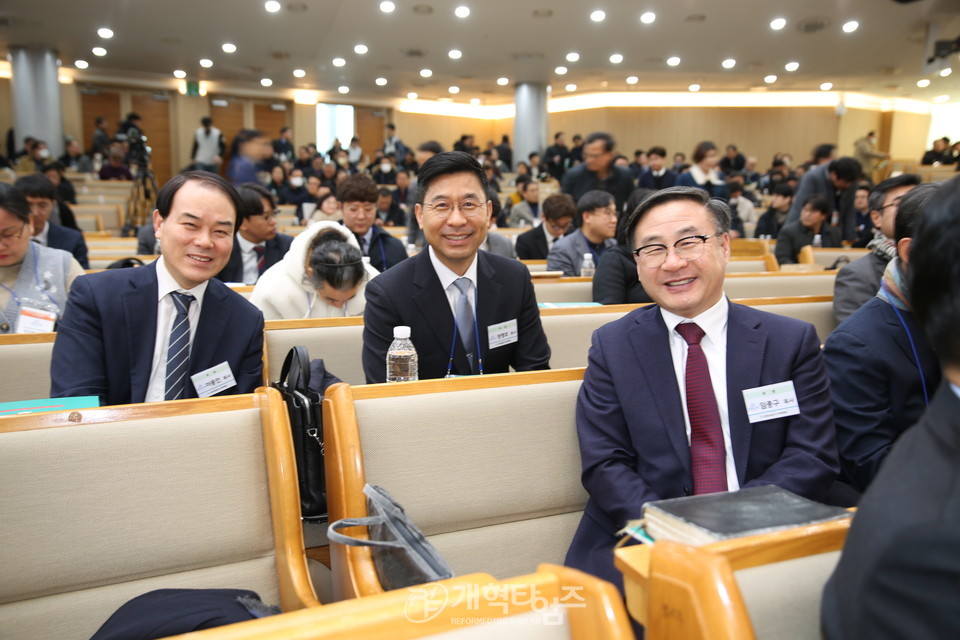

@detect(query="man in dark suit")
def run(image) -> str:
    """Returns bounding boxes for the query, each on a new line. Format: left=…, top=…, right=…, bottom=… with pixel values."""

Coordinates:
left=15, top=174, right=89, bottom=269
left=565, top=186, right=839, bottom=591
left=338, top=173, right=407, bottom=273
left=215, top=183, right=293, bottom=284
left=775, top=194, right=842, bottom=265
left=362, top=151, right=551, bottom=383
left=637, top=146, right=677, bottom=191
left=515, top=193, right=575, bottom=261
left=821, top=176, right=960, bottom=640
left=51, top=171, right=264, bottom=406
left=786, top=157, right=861, bottom=242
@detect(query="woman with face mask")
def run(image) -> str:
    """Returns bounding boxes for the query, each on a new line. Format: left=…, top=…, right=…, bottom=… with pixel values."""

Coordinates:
left=372, top=155, right=397, bottom=185
left=280, top=169, right=309, bottom=208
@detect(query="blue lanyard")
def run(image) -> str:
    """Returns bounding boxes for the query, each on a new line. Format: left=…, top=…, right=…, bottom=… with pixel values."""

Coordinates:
left=445, top=285, right=483, bottom=377
left=879, top=283, right=930, bottom=406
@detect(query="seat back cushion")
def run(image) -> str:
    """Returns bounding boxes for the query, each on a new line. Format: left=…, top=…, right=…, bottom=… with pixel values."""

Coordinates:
left=0, top=341, right=55, bottom=403
left=266, top=325, right=366, bottom=386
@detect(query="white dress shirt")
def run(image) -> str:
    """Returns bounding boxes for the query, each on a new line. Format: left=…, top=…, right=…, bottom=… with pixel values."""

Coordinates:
left=542, top=223, right=561, bottom=251
left=660, top=295, right=740, bottom=491
left=428, top=246, right=478, bottom=322
left=236, top=233, right=265, bottom=285
left=144, top=256, right=209, bottom=402
left=32, top=221, right=50, bottom=246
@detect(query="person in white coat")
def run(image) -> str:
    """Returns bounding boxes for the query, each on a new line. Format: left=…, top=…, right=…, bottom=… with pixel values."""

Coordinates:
left=250, top=221, right=379, bottom=319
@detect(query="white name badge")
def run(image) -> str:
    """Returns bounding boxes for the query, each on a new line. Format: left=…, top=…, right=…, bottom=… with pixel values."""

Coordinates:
left=191, top=361, right=237, bottom=398
left=742, top=381, right=801, bottom=423
left=488, top=319, right=519, bottom=349
left=17, top=307, right=57, bottom=333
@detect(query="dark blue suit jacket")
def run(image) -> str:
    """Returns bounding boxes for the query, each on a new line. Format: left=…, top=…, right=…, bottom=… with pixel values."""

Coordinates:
left=565, top=302, right=839, bottom=589
left=361, top=225, right=408, bottom=273
left=823, top=298, right=940, bottom=492
left=362, top=249, right=551, bottom=383
left=47, top=223, right=89, bottom=269
left=637, top=169, right=678, bottom=191
left=50, top=262, right=264, bottom=406
left=214, top=233, right=293, bottom=283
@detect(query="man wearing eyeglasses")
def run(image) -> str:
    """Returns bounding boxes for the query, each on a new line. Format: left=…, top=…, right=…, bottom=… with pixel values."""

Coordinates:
left=214, top=183, right=293, bottom=285
left=361, top=151, right=551, bottom=383
left=565, top=186, right=839, bottom=592
left=546, top=190, right=618, bottom=277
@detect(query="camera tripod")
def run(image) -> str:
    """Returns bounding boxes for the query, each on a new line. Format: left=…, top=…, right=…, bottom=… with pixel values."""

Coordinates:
left=123, top=159, right=159, bottom=237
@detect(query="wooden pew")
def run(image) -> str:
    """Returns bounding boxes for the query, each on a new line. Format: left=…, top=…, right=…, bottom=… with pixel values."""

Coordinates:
left=799, top=246, right=869, bottom=269
left=72, top=203, right=124, bottom=230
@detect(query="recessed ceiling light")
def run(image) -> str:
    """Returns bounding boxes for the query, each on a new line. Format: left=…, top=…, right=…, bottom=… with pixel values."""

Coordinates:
left=497, top=77, right=509, bottom=85
left=689, top=84, right=701, bottom=92
left=609, top=53, right=623, bottom=64
left=173, top=69, right=186, bottom=78
left=380, top=1, right=395, bottom=13
left=764, top=74, right=777, bottom=83
left=820, top=82, right=833, bottom=91
left=666, top=56, right=680, bottom=67
left=785, top=61, right=799, bottom=72
left=555, top=66, right=568, bottom=75
left=265, top=1, right=281, bottom=13
left=470, top=98, right=480, bottom=105
left=448, top=49, right=462, bottom=59
left=565, top=83, right=577, bottom=92
left=934, top=94, right=950, bottom=103
left=940, top=68, right=952, bottom=77
left=626, top=75, right=638, bottom=84
left=407, top=92, right=418, bottom=100
left=97, top=28, right=114, bottom=39
left=770, top=18, right=786, bottom=30
left=566, top=52, right=580, bottom=62
left=261, top=78, right=273, bottom=87
left=917, top=78, right=931, bottom=88
left=455, top=5, right=470, bottom=18
left=640, top=12, right=656, bottom=24
left=75, top=60, right=89, bottom=69
left=420, top=68, right=433, bottom=77
left=842, top=20, right=859, bottom=33
left=338, top=85, right=350, bottom=94
left=375, top=77, right=388, bottom=86
left=332, top=57, right=346, bottom=67
left=293, top=68, right=306, bottom=78
left=590, top=10, right=605, bottom=22
left=199, top=58, right=213, bottom=68
left=222, top=43, right=237, bottom=53
left=448, top=86, right=460, bottom=94
left=722, top=58, right=736, bottom=69
left=354, top=44, right=368, bottom=54
left=92, top=47, right=107, bottom=56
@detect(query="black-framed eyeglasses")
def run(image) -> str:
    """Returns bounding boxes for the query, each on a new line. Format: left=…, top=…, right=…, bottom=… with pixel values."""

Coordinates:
left=633, top=233, right=721, bottom=268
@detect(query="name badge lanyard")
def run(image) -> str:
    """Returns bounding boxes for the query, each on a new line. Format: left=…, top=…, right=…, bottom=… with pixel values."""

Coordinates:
left=879, top=282, right=930, bottom=406
left=0, top=243, right=63, bottom=331
left=445, top=286, right=483, bottom=377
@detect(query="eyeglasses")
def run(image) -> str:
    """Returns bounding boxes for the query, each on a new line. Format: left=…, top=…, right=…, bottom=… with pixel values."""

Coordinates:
left=633, top=233, right=721, bottom=268
left=423, top=200, right=488, bottom=218
left=0, top=224, right=28, bottom=246
left=545, top=219, right=572, bottom=234
left=256, top=210, right=279, bottom=220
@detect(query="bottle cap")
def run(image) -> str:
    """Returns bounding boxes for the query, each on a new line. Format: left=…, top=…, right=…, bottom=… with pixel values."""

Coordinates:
left=583, top=252, right=592, bottom=259
left=393, top=325, right=411, bottom=339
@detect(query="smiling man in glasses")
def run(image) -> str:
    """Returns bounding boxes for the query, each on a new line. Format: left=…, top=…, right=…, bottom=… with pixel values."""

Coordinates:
left=565, top=186, right=839, bottom=592
left=361, top=151, right=550, bottom=383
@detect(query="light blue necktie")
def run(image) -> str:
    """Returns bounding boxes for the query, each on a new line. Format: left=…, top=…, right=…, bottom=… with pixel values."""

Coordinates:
left=165, top=291, right=195, bottom=401
left=453, top=278, right=475, bottom=370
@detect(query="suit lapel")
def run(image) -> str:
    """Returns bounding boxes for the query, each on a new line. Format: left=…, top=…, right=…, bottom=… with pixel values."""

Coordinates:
left=410, top=251, right=469, bottom=372
left=190, top=280, right=231, bottom=395
left=629, top=308, right=691, bottom=473
left=879, top=301, right=918, bottom=364
left=725, top=303, right=766, bottom=483
left=122, top=262, right=159, bottom=402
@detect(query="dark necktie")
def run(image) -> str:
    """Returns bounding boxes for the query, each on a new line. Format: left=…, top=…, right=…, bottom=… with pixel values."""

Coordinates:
left=165, top=292, right=195, bottom=401
left=676, top=322, right=727, bottom=494
left=356, top=235, right=368, bottom=255
left=253, top=245, right=266, bottom=275
left=453, top=278, right=476, bottom=371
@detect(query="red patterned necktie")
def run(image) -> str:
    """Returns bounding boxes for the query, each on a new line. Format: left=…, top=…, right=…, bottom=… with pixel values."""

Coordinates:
left=676, top=322, right=728, bottom=495
left=253, top=245, right=266, bottom=275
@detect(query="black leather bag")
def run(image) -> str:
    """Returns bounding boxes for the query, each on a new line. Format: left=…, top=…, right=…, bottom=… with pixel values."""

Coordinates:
left=272, top=347, right=333, bottom=522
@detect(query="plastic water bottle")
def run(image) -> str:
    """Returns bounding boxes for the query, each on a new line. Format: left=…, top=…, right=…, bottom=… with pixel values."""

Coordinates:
left=386, top=326, right=418, bottom=382
left=813, top=234, right=823, bottom=248
left=580, top=252, right=596, bottom=277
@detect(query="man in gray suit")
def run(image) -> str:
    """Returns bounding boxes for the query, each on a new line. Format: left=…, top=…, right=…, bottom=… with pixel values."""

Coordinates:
left=507, top=178, right=540, bottom=227
left=833, top=174, right=919, bottom=323
left=547, top=190, right=617, bottom=276
left=482, top=188, right=516, bottom=259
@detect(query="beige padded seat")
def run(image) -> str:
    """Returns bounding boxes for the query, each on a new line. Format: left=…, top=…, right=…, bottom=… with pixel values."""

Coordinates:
left=0, top=333, right=57, bottom=403
left=723, top=274, right=836, bottom=299
left=263, top=318, right=366, bottom=386
left=0, top=389, right=318, bottom=640
left=748, top=299, right=837, bottom=344
left=540, top=309, right=633, bottom=369
left=533, top=279, right=594, bottom=304
left=324, top=369, right=588, bottom=600
left=808, top=247, right=870, bottom=268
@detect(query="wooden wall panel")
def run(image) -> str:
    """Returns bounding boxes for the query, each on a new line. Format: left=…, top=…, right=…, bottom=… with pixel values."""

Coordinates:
left=131, top=94, right=173, bottom=187
left=253, top=102, right=290, bottom=141
left=355, top=106, right=386, bottom=166
left=80, top=90, right=122, bottom=157
left=392, top=113, right=514, bottom=154
left=210, top=98, right=245, bottom=177
left=888, top=111, right=931, bottom=160
left=838, top=108, right=883, bottom=163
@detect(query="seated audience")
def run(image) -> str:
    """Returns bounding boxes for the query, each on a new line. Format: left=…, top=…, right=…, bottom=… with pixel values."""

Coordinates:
left=753, top=184, right=794, bottom=239
left=515, top=193, right=575, bottom=260
left=392, top=170, right=415, bottom=219
left=547, top=190, right=618, bottom=276
left=338, top=174, right=407, bottom=273
left=775, top=194, right=842, bottom=264
left=821, top=176, right=960, bottom=640
left=724, top=181, right=749, bottom=238
left=719, top=144, right=746, bottom=174
left=637, top=146, right=677, bottom=190
left=265, top=164, right=289, bottom=204
left=41, top=161, right=77, bottom=205
left=592, top=189, right=654, bottom=305
left=850, top=184, right=874, bottom=247
left=920, top=137, right=953, bottom=165
left=305, top=192, right=340, bottom=224
left=371, top=154, right=397, bottom=185
left=786, top=157, right=861, bottom=242
left=480, top=190, right=515, bottom=259
left=376, top=187, right=405, bottom=227
left=14, top=174, right=89, bottom=269
left=59, top=138, right=94, bottom=173
left=833, top=174, right=919, bottom=323
left=227, top=129, right=270, bottom=187
left=294, top=174, right=326, bottom=223
left=214, top=183, right=293, bottom=285
left=824, top=182, right=941, bottom=493
left=250, top=221, right=377, bottom=320
left=0, top=183, right=84, bottom=335
left=99, top=149, right=134, bottom=181
left=281, top=168, right=309, bottom=208
left=507, top=179, right=540, bottom=227
left=675, top=140, right=729, bottom=200
left=14, top=139, right=49, bottom=173
left=136, top=223, right=159, bottom=255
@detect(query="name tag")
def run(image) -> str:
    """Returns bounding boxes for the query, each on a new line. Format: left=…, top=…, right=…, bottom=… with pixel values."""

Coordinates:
left=742, top=381, right=801, bottom=423
left=191, top=361, right=237, bottom=398
left=17, top=306, right=57, bottom=333
left=488, top=319, right=518, bottom=349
